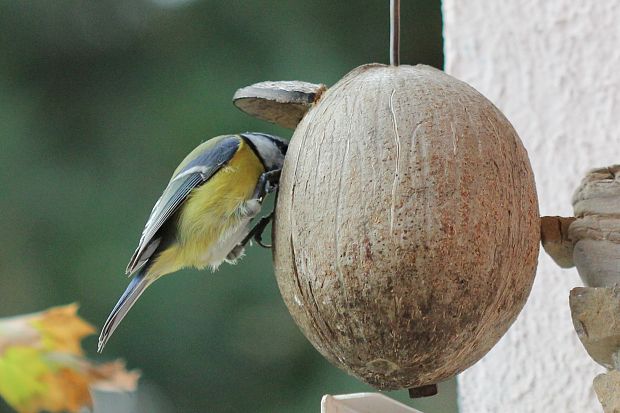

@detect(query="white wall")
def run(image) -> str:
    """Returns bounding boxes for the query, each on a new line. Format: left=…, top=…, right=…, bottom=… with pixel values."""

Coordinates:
left=443, top=2, right=619, bottom=412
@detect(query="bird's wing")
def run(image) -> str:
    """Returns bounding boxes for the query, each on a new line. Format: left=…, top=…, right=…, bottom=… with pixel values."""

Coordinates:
left=126, top=135, right=241, bottom=275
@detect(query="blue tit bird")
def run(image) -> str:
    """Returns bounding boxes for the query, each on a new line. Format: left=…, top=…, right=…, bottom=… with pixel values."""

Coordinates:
left=98, top=132, right=287, bottom=352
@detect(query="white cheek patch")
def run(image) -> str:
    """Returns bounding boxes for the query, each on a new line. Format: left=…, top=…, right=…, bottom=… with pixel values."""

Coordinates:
left=245, top=134, right=285, bottom=170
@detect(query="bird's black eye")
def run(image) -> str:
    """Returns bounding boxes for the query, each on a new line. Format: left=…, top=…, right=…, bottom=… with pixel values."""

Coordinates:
left=273, top=138, right=288, bottom=155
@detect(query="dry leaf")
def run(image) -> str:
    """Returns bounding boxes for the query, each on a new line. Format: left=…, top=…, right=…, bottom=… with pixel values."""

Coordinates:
left=0, top=304, right=140, bottom=413
left=30, top=304, right=95, bottom=355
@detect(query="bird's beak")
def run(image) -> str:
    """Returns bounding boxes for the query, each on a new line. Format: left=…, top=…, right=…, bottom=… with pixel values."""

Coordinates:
left=98, top=272, right=153, bottom=352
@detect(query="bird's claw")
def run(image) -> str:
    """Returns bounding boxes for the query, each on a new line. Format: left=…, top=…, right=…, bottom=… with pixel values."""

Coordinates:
left=253, top=169, right=281, bottom=201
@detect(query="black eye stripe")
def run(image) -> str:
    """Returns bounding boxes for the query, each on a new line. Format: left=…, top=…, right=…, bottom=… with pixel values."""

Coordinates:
left=241, top=132, right=288, bottom=159
left=240, top=134, right=266, bottom=167
left=250, top=132, right=288, bottom=154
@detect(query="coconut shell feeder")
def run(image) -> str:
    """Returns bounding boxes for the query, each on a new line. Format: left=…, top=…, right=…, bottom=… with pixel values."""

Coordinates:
left=235, top=0, right=541, bottom=397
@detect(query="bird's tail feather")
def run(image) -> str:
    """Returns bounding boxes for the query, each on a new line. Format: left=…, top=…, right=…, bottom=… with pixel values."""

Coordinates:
left=98, top=270, right=153, bottom=353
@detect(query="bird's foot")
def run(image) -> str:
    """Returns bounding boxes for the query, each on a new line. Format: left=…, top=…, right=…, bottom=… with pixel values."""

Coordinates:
left=253, top=169, right=281, bottom=201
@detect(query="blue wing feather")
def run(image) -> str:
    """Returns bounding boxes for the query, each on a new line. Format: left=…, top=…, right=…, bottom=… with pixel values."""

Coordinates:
left=126, top=135, right=241, bottom=274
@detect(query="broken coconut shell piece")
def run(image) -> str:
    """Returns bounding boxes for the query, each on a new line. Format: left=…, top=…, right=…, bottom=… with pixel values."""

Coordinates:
left=540, top=216, right=576, bottom=268
left=233, top=80, right=326, bottom=129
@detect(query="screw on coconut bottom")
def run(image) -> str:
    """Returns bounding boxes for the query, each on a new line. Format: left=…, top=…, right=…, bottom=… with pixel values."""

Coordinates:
left=408, top=385, right=438, bottom=398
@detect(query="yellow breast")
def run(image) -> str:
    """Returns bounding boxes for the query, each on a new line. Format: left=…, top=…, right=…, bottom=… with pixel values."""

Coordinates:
left=148, top=139, right=265, bottom=275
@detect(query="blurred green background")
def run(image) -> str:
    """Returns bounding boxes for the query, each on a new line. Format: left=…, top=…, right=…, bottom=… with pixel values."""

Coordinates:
left=0, top=1, right=453, bottom=412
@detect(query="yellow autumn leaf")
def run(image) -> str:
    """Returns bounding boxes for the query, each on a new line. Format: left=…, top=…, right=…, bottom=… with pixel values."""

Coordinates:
left=0, top=304, right=139, bottom=413
left=30, top=304, right=95, bottom=355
